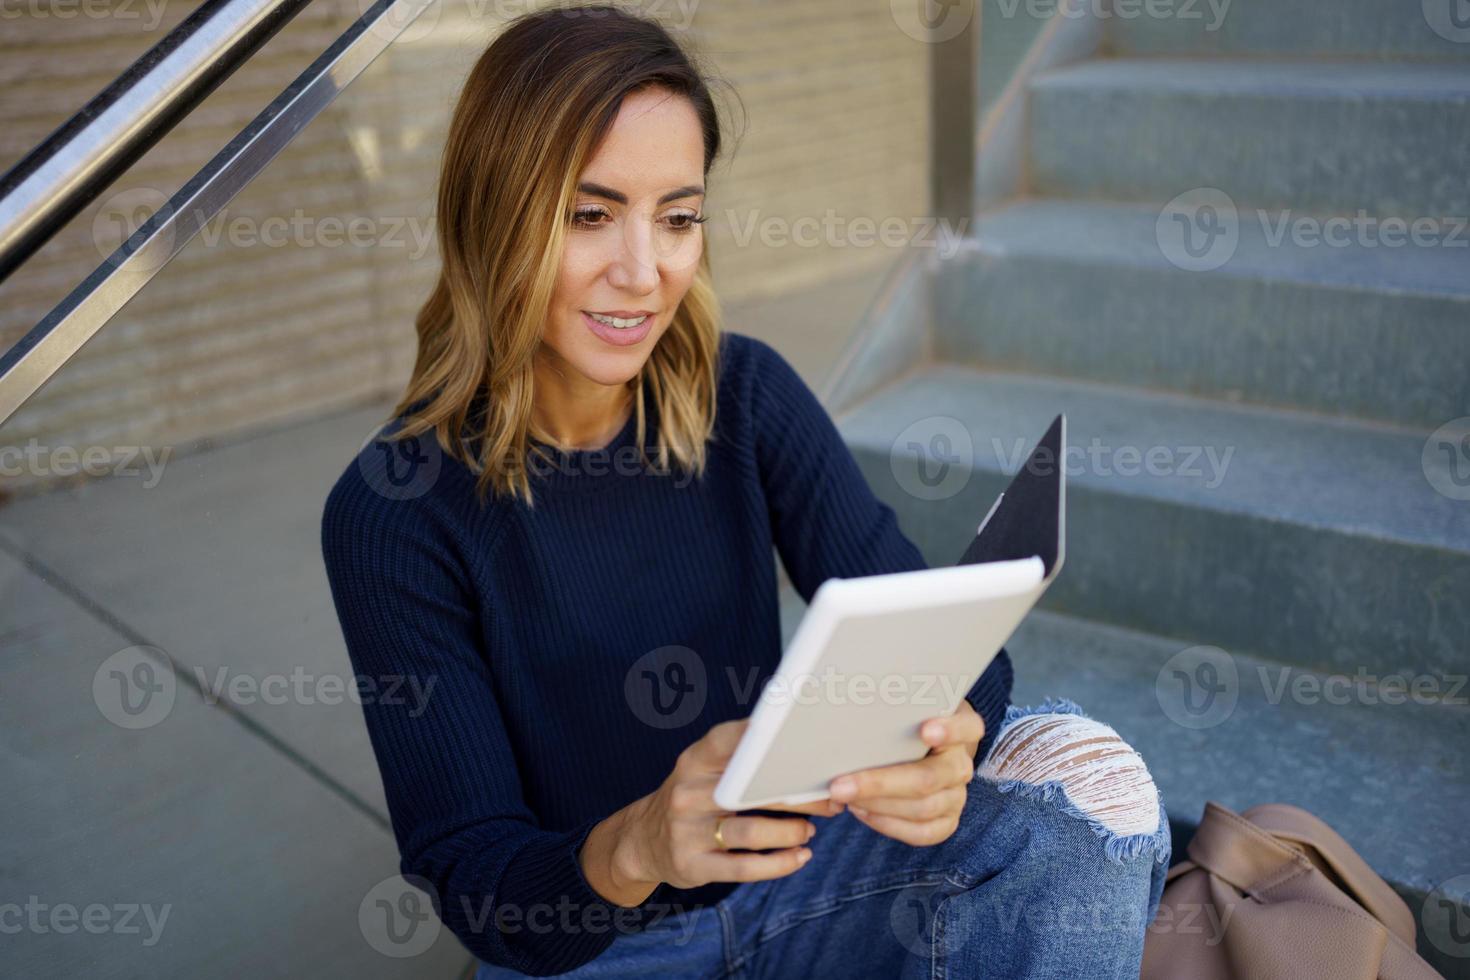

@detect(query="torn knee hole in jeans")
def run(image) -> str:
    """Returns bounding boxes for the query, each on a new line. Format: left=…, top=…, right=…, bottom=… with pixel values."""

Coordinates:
left=978, top=708, right=1161, bottom=840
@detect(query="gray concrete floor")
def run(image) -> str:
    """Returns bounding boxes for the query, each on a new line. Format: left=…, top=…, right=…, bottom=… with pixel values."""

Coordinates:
left=0, top=263, right=887, bottom=977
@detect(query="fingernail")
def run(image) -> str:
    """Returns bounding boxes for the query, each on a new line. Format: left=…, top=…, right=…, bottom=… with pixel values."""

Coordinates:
left=797, top=848, right=811, bottom=862
left=924, top=722, right=943, bottom=741
left=851, top=806, right=868, bottom=818
left=830, top=777, right=855, bottom=799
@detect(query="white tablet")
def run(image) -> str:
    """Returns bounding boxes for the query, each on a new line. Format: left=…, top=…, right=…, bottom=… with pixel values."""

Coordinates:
left=713, top=415, right=1066, bottom=812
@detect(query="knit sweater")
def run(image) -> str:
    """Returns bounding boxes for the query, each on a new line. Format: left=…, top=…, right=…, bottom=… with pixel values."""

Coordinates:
left=319, top=330, right=1014, bottom=975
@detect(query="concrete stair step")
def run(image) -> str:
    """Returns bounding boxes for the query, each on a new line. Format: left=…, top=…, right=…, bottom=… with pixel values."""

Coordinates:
left=834, top=364, right=1470, bottom=678
left=1104, top=0, right=1470, bottom=61
left=1009, top=610, right=1470, bottom=980
left=1028, top=58, right=1470, bottom=216
left=775, top=590, right=1470, bottom=977
left=935, top=199, right=1470, bottom=430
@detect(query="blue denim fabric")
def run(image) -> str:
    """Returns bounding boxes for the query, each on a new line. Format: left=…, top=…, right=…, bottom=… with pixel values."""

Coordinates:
left=473, top=699, right=1171, bottom=979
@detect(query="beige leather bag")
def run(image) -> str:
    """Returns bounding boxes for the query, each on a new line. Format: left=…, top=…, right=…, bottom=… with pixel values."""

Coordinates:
left=1140, top=801, right=1441, bottom=980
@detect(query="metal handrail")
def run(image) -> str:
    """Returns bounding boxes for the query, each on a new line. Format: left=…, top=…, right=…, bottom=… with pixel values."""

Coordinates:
left=0, top=0, right=314, bottom=284
left=0, top=0, right=438, bottom=427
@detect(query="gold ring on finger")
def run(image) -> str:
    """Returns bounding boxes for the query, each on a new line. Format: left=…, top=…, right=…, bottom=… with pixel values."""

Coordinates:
left=714, top=815, right=730, bottom=850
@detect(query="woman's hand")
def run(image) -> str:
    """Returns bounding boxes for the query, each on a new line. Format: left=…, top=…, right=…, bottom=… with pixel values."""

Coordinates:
left=608, top=717, right=844, bottom=897
left=825, top=699, right=983, bottom=846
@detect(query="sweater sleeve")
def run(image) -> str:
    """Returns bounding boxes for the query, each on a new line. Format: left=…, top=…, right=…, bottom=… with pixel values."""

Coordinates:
left=746, top=336, right=1013, bottom=763
left=319, top=479, right=630, bottom=975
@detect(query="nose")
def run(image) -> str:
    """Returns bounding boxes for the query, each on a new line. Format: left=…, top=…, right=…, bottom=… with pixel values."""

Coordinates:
left=606, top=212, right=660, bottom=295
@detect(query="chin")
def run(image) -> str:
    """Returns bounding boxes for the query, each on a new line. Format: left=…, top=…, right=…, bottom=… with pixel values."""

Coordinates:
left=572, top=355, right=645, bottom=387
left=557, top=315, right=663, bottom=383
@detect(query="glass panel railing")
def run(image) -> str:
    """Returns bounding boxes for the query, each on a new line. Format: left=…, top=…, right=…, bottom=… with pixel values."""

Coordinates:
left=0, top=2, right=472, bottom=976
left=0, top=0, right=440, bottom=425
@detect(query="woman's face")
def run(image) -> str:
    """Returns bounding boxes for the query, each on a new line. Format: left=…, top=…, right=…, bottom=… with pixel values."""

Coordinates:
left=541, top=86, right=707, bottom=388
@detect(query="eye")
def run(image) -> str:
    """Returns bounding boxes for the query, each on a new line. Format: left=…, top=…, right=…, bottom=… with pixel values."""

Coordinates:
left=571, top=205, right=611, bottom=229
left=664, top=210, right=708, bottom=233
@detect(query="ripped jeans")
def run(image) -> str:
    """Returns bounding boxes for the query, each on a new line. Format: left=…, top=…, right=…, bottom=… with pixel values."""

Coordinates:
left=473, top=699, right=1172, bottom=979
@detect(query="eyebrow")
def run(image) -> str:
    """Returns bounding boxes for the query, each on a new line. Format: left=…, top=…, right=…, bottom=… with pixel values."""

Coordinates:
left=577, top=181, right=705, bottom=206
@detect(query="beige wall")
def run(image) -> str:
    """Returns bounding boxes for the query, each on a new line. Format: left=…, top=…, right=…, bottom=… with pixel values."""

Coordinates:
left=0, top=0, right=931, bottom=497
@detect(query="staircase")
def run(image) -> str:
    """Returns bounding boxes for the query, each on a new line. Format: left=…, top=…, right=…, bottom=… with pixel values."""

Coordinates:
left=786, top=4, right=1470, bottom=974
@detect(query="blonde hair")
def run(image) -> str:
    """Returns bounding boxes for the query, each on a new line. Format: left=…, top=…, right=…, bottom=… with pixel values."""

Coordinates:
left=384, top=3, right=739, bottom=509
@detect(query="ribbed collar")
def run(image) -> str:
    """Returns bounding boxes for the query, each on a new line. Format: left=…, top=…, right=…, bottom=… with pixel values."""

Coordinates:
left=523, top=374, right=660, bottom=495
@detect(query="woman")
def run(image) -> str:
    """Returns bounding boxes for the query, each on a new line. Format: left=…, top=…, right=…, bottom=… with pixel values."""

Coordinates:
left=320, top=6, right=1170, bottom=977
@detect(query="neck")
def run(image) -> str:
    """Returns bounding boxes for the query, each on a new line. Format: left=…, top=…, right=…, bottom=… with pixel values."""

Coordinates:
left=530, top=350, right=635, bottom=451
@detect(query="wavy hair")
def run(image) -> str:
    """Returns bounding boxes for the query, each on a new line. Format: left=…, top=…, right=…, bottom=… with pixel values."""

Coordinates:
left=383, top=3, right=738, bottom=509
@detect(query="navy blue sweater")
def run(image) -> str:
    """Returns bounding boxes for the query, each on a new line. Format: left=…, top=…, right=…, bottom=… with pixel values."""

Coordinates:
left=319, top=331, right=1013, bottom=975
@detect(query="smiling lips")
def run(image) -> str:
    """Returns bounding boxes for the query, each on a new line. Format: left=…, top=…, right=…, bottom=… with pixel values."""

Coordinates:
left=582, top=310, right=655, bottom=346
left=585, top=310, right=652, bottom=328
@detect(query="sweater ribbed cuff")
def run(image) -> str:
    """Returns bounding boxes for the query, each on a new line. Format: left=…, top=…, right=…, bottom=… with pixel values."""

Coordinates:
left=490, top=815, right=624, bottom=975
left=965, top=648, right=1014, bottom=767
